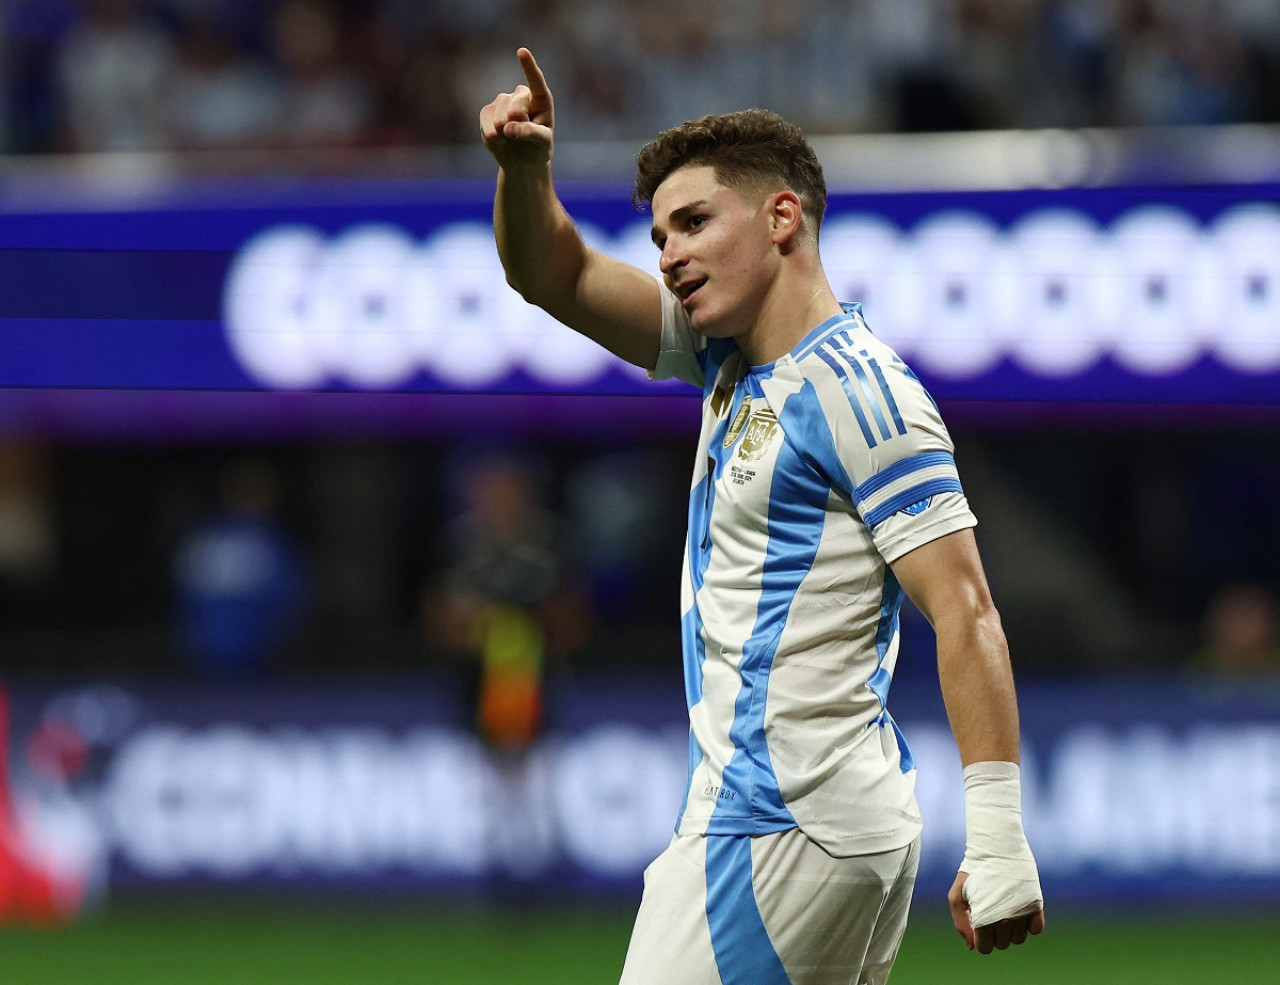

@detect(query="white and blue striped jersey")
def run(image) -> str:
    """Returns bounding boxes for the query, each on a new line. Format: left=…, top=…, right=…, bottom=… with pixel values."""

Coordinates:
left=651, top=290, right=977, bottom=857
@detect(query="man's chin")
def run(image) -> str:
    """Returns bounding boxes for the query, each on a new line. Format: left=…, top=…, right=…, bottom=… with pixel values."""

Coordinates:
left=689, top=312, right=730, bottom=339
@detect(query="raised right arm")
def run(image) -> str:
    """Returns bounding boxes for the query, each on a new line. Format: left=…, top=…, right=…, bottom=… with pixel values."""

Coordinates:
left=480, top=48, right=663, bottom=371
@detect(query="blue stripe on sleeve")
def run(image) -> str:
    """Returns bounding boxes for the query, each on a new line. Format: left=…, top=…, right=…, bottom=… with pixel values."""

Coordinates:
left=854, top=450, right=957, bottom=503
left=862, top=476, right=965, bottom=528
left=863, top=350, right=907, bottom=436
left=815, top=346, right=877, bottom=449
left=842, top=345, right=893, bottom=441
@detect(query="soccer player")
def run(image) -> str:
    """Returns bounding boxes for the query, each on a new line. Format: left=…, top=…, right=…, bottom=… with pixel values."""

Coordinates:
left=480, top=48, right=1044, bottom=985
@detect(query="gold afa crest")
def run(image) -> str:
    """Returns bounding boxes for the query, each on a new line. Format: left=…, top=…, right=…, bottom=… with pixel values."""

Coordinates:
left=738, top=407, right=779, bottom=461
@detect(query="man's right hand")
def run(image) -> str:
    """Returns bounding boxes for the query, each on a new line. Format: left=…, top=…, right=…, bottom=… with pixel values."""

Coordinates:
left=479, top=48, right=555, bottom=169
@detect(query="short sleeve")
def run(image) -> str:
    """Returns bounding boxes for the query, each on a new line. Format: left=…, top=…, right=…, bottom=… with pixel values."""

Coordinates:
left=649, top=282, right=707, bottom=387
left=797, top=327, right=977, bottom=563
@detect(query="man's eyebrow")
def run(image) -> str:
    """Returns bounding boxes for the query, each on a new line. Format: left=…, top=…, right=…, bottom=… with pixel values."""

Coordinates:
left=650, top=201, right=712, bottom=245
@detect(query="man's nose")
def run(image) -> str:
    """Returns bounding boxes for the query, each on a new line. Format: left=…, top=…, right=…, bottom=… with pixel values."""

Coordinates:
left=659, top=241, right=686, bottom=274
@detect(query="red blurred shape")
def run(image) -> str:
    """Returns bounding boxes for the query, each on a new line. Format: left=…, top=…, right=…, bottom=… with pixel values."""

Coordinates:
left=0, top=683, right=86, bottom=926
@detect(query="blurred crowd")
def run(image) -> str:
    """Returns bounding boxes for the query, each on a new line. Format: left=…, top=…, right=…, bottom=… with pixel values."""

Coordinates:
left=4, top=0, right=1280, bottom=159
left=1, top=429, right=1278, bottom=683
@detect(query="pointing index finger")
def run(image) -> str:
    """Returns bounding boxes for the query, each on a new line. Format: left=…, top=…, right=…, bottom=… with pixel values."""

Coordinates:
left=517, top=47, right=551, bottom=100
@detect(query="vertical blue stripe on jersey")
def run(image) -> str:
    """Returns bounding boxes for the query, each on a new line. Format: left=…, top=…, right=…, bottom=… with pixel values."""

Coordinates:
left=713, top=422, right=825, bottom=828
left=867, top=570, right=914, bottom=773
left=706, top=836, right=791, bottom=985
left=815, top=346, right=878, bottom=448
left=682, top=606, right=707, bottom=708
left=884, top=714, right=915, bottom=773
left=680, top=354, right=737, bottom=813
left=866, top=568, right=903, bottom=709
left=862, top=349, right=907, bottom=436
left=699, top=336, right=737, bottom=378
left=786, top=379, right=854, bottom=495
left=686, top=361, right=744, bottom=706
left=684, top=466, right=715, bottom=706
left=676, top=727, right=703, bottom=822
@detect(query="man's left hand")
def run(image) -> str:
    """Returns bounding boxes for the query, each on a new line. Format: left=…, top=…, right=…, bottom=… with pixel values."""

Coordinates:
left=948, top=870, right=1046, bottom=954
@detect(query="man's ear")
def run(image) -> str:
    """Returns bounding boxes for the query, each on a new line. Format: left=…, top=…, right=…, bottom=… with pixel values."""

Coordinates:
left=769, top=190, right=804, bottom=246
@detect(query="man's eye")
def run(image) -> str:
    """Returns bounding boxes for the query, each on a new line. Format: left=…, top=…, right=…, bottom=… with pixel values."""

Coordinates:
left=689, top=215, right=707, bottom=230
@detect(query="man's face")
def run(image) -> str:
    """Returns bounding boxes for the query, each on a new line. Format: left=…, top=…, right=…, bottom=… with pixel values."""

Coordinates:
left=649, top=165, right=777, bottom=338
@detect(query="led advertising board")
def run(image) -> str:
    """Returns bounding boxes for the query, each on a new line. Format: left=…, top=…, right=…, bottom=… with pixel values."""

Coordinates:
left=1, top=179, right=1278, bottom=435
left=4, top=676, right=1278, bottom=911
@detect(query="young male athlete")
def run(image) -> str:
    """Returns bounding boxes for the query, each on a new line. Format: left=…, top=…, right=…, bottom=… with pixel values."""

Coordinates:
left=480, top=48, right=1045, bottom=985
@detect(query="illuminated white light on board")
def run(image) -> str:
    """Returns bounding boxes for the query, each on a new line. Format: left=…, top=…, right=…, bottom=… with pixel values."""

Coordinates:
left=222, top=225, right=330, bottom=388
left=1097, top=205, right=1205, bottom=375
left=995, top=209, right=1108, bottom=378
left=310, top=223, right=420, bottom=388
left=1197, top=202, right=1280, bottom=373
left=900, top=210, right=1007, bottom=379
left=222, top=205, right=1280, bottom=391
left=403, top=221, right=524, bottom=388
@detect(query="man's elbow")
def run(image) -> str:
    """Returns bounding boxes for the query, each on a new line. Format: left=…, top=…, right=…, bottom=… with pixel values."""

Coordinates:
left=502, top=260, right=578, bottom=311
left=501, top=273, right=527, bottom=308
left=935, top=597, right=1007, bottom=653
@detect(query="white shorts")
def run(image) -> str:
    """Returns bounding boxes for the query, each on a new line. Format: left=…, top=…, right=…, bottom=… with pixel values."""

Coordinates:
left=618, top=829, right=920, bottom=985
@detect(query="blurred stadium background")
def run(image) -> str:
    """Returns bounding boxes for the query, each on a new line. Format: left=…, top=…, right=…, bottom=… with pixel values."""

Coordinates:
left=2, top=0, right=1280, bottom=982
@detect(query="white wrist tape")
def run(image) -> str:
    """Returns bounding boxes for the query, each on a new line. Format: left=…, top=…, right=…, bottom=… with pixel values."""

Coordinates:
left=959, top=761, right=1043, bottom=929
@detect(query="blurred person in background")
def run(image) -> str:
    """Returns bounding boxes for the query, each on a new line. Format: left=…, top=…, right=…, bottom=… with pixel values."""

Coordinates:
left=422, top=447, right=591, bottom=891
left=172, top=457, right=309, bottom=681
left=1107, top=0, right=1249, bottom=128
left=266, top=0, right=376, bottom=149
left=564, top=450, right=678, bottom=629
left=163, top=8, right=280, bottom=151
left=55, top=0, right=174, bottom=153
left=482, top=47, right=1042, bottom=984
left=1189, top=582, right=1280, bottom=680
left=2, top=0, right=56, bottom=153
left=423, top=447, right=590, bottom=751
left=0, top=443, right=56, bottom=626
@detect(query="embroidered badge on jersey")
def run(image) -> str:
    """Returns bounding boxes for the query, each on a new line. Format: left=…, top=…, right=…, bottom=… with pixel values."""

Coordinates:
left=738, top=407, right=780, bottom=461
left=723, top=396, right=752, bottom=447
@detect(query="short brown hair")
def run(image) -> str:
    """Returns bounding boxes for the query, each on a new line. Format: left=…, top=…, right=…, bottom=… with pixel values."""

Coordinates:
left=633, top=109, right=828, bottom=235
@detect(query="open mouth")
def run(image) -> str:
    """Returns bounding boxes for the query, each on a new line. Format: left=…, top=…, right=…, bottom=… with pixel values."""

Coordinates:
left=678, top=279, right=707, bottom=304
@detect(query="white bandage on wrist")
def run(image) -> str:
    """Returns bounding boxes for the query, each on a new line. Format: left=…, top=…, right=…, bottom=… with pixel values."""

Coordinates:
left=959, top=761, right=1043, bottom=929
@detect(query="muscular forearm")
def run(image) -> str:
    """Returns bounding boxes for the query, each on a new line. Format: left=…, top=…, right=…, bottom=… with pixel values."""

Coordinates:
left=935, top=607, right=1022, bottom=767
left=494, top=164, right=588, bottom=307
left=481, top=50, right=662, bottom=370
left=891, top=530, right=1043, bottom=943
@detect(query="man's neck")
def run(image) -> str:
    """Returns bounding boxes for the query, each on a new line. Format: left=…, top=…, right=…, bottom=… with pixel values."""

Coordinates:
left=739, top=276, right=844, bottom=367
